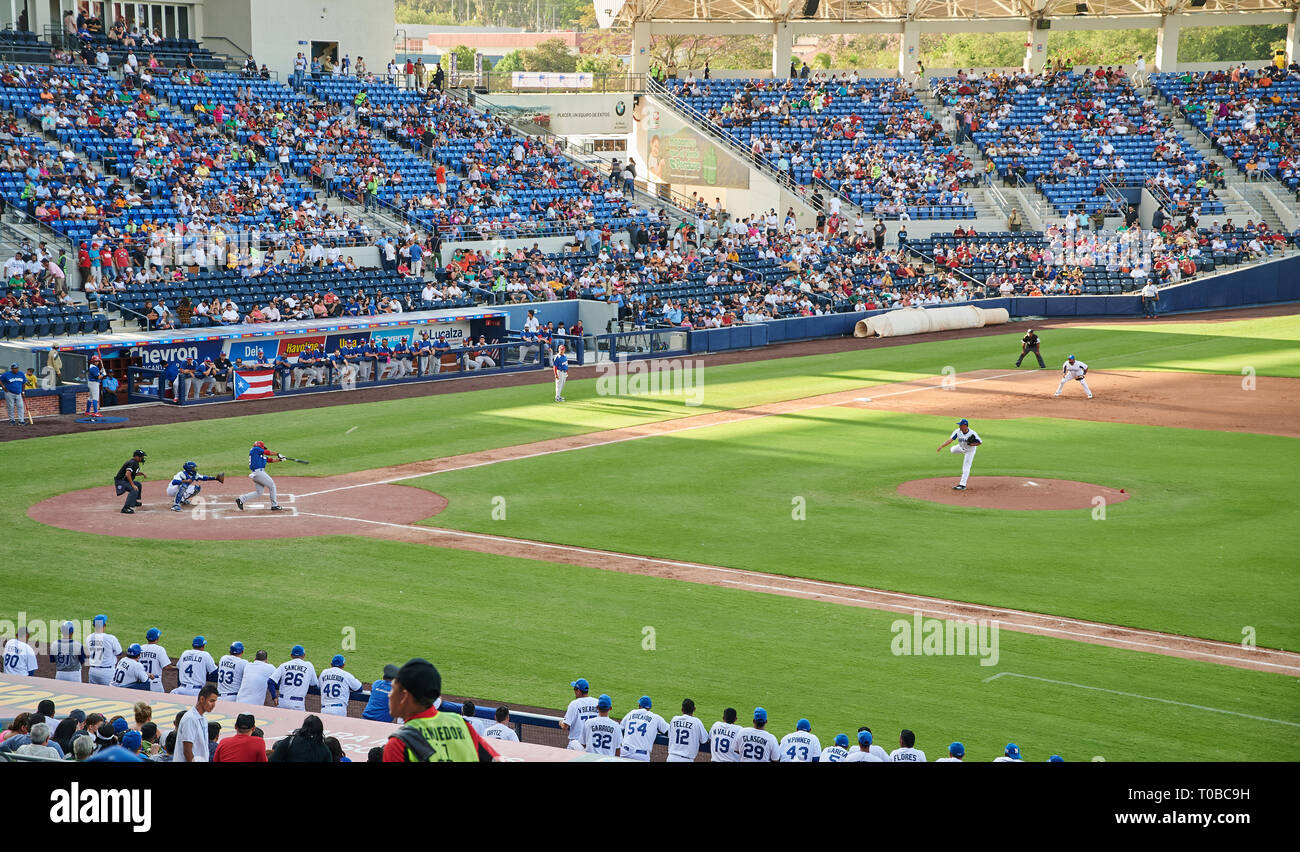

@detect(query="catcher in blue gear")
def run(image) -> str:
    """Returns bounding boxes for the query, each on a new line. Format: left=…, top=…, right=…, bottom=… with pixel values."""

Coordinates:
left=167, top=461, right=224, bottom=512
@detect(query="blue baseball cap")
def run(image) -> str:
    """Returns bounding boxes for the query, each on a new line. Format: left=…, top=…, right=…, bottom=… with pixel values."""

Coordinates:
left=145, top=628, right=160, bottom=641
left=93, top=614, right=107, bottom=625
left=596, top=694, right=612, bottom=710
left=120, top=730, right=142, bottom=752
left=834, top=734, right=850, bottom=748
left=112, top=717, right=129, bottom=735
left=126, top=643, right=142, bottom=657
left=1048, top=754, right=1064, bottom=762
left=957, top=418, right=969, bottom=426
left=796, top=718, right=811, bottom=732
left=332, top=654, right=345, bottom=667
left=291, top=645, right=305, bottom=657
left=1005, top=743, right=1021, bottom=759
left=61, top=621, right=75, bottom=636
left=638, top=696, right=652, bottom=709
left=858, top=730, right=873, bottom=746
left=230, top=642, right=244, bottom=654
left=192, top=636, right=206, bottom=648
left=1068, top=354, right=1075, bottom=359
left=570, top=678, right=589, bottom=692
left=85, top=746, right=143, bottom=763
left=949, top=741, right=965, bottom=758
left=753, top=707, right=768, bottom=723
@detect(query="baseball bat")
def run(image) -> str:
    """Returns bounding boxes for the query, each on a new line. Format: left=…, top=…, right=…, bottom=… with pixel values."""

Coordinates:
left=26, top=401, right=33, bottom=425
left=278, top=455, right=310, bottom=464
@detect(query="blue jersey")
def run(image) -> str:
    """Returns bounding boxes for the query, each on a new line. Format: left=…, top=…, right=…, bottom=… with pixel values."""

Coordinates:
left=249, top=446, right=271, bottom=471
left=554, top=353, right=569, bottom=373
left=362, top=679, right=394, bottom=722
left=163, top=361, right=180, bottom=382
left=2, top=371, right=26, bottom=394
left=88, top=364, right=102, bottom=382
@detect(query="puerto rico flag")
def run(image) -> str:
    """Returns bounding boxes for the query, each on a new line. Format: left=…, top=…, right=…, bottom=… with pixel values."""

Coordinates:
left=233, top=368, right=275, bottom=400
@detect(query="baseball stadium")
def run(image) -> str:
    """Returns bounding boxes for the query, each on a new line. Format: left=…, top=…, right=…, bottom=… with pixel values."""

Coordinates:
left=0, top=0, right=1298, bottom=779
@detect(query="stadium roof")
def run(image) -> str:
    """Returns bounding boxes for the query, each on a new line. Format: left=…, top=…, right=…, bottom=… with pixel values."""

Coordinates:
left=603, top=0, right=1299, bottom=26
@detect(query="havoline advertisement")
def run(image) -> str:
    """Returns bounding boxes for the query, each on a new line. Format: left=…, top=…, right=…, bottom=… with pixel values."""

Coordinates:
left=639, top=102, right=750, bottom=190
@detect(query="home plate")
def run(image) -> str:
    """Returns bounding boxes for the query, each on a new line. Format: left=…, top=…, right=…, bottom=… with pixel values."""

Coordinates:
left=1025, top=481, right=1040, bottom=487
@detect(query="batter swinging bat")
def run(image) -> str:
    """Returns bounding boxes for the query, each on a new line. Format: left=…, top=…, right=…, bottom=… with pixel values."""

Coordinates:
left=276, top=454, right=310, bottom=465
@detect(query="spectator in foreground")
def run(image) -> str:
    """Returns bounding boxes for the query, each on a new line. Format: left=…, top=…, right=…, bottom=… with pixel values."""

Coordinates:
left=382, top=658, right=498, bottom=762
left=14, top=723, right=59, bottom=759
left=269, top=714, right=332, bottom=763
left=174, top=684, right=218, bottom=762
left=214, top=714, right=266, bottom=763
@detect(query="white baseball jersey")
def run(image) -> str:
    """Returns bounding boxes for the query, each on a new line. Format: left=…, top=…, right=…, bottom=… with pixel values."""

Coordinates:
left=993, top=756, right=1022, bottom=762
left=849, top=743, right=891, bottom=762
left=138, top=644, right=171, bottom=691
left=844, top=749, right=885, bottom=762
left=563, top=696, right=599, bottom=742
left=1062, top=359, right=1088, bottom=379
left=582, top=715, right=623, bottom=756
left=273, top=658, right=319, bottom=707
left=235, top=659, right=277, bottom=705
left=949, top=427, right=982, bottom=449
left=318, top=666, right=363, bottom=714
left=216, top=654, right=247, bottom=702
left=620, top=708, right=668, bottom=761
left=112, top=657, right=151, bottom=687
left=821, top=745, right=852, bottom=763
left=2, top=639, right=37, bottom=675
left=935, top=757, right=963, bottom=762
left=85, top=631, right=122, bottom=670
left=889, top=746, right=928, bottom=762
left=483, top=722, right=520, bottom=742
left=666, top=715, right=709, bottom=762
left=737, top=727, right=780, bottom=762
left=778, top=731, right=822, bottom=762
left=709, top=721, right=743, bottom=762
left=176, top=648, right=217, bottom=689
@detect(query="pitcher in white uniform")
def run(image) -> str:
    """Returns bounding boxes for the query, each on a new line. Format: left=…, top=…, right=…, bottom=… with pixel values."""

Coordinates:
left=937, top=418, right=982, bottom=491
left=1055, top=355, right=1093, bottom=399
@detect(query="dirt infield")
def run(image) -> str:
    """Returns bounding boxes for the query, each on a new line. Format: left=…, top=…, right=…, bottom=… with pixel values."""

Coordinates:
left=897, top=476, right=1131, bottom=510
left=28, top=475, right=446, bottom=541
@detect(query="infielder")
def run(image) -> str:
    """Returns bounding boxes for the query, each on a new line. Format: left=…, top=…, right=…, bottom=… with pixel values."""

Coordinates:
left=112, top=644, right=154, bottom=689
left=85, top=614, right=122, bottom=685
left=666, top=699, right=710, bottom=762
left=553, top=343, right=568, bottom=402
left=778, top=718, right=822, bottom=762
left=2, top=626, right=37, bottom=676
left=167, top=461, right=224, bottom=511
left=271, top=645, right=318, bottom=711
left=173, top=636, right=217, bottom=695
left=620, top=695, right=669, bottom=761
left=50, top=621, right=86, bottom=682
left=217, top=642, right=248, bottom=703
left=86, top=357, right=103, bottom=417
left=738, top=708, right=780, bottom=762
left=581, top=695, right=622, bottom=757
left=1055, top=355, right=1093, bottom=399
left=1015, top=329, right=1046, bottom=368
left=937, top=418, right=982, bottom=490
left=709, top=708, right=743, bottom=762
left=319, top=654, right=363, bottom=717
left=236, top=441, right=283, bottom=511
left=138, top=627, right=171, bottom=693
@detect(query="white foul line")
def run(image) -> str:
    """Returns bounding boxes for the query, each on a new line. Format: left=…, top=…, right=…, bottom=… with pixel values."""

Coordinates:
left=983, top=672, right=1300, bottom=728
left=295, top=370, right=1038, bottom=499
left=293, top=510, right=1300, bottom=675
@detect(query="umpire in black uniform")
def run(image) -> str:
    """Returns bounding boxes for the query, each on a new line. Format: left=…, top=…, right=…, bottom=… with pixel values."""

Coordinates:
left=115, top=449, right=147, bottom=514
left=1016, top=329, right=1046, bottom=368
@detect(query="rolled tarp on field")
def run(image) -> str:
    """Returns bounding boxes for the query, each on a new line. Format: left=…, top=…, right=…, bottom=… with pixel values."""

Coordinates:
left=854, top=305, right=1010, bottom=338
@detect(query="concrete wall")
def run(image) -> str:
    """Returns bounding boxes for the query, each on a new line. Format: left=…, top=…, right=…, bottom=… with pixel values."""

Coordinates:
left=202, top=0, right=396, bottom=78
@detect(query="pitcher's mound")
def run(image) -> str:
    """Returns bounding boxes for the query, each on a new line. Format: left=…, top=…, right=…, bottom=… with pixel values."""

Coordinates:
left=898, top=476, right=1131, bottom=510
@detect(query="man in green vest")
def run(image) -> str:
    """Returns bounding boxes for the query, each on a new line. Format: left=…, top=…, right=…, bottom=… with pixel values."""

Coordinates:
left=382, top=658, right=499, bottom=762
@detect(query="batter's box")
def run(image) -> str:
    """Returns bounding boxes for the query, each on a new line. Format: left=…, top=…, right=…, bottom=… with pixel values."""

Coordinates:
left=207, top=505, right=300, bottom=519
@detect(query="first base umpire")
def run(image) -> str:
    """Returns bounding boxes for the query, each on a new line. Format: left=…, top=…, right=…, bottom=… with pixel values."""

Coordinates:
left=115, top=449, right=147, bottom=514
left=1016, top=329, right=1046, bottom=368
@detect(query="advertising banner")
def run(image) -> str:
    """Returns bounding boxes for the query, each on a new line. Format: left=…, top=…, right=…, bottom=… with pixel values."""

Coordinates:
left=129, top=340, right=224, bottom=366
left=512, top=71, right=593, bottom=89
left=639, top=103, right=750, bottom=190
left=484, top=93, right=631, bottom=135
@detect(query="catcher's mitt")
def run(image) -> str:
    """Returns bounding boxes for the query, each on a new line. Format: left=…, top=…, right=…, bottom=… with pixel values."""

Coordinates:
left=966, top=438, right=982, bottom=446
left=216, top=472, right=225, bottom=484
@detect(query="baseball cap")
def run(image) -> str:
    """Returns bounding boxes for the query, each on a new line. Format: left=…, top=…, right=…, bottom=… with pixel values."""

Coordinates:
left=93, top=614, right=108, bottom=625
left=1048, top=754, right=1064, bottom=762
left=120, top=730, right=142, bottom=751
left=796, top=718, right=811, bottom=732
left=192, top=636, right=206, bottom=648
left=112, top=718, right=129, bottom=735
left=858, top=730, right=873, bottom=746
left=638, top=696, right=652, bottom=709
left=570, top=678, right=589, bottom=692
left=235, top=713, right=256, bottom=730
left=753, top=707, right=768, bottom=723
left=62, top=621, right=75, bottom=636
left=145, top=628, right=160, bottom=641
left=834, top=734, right=850, bottom=748
left=131, top=449, right=146, bottom=458
left=596, top=694, right=612, bottom=711
left=230, top=641, right=244, bottom=654
left=957, top=418, right=969, bottom=426
left=85, top=746, right=143, bottom=763
left=291, top=644, right=305, bottom=657
left=126, top=643, right=142, bottom=657
left=949, top=741, right=965, bottom=758
left=8, top=363, right=16, bottom=370
left=395, top=658, right=442, bottom=704
left=1005, top=743, right=1021, bottom=759
left=332, top=654, right=345, bottom=667
left=382, top=664, right=399, bottom=679
left=1068, top=354, right=1075, bottom=359
left=67, top=709, right=86, bottom=723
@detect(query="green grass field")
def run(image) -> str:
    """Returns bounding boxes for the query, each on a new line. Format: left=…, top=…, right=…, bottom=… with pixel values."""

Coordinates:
left=4, top=315, right=1298, bottom=760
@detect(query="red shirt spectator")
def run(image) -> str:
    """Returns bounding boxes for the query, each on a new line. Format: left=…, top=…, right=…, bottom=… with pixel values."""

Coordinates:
left=214, top=732, right=268, bottom=762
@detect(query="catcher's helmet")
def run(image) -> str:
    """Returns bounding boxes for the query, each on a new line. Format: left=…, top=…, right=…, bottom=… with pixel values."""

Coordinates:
left=183, top=460, right=198, bottom=474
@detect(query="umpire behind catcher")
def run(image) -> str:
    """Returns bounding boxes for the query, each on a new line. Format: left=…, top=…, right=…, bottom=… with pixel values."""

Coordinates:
left=1016, top=329, right=1046, bottom=368
left=115, top=449, right=147, bottom=514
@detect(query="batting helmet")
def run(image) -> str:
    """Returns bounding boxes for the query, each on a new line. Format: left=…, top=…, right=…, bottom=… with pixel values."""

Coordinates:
left=183, top=461, right=198, bottom=474
left=254, top=441, right=267, bottom=450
